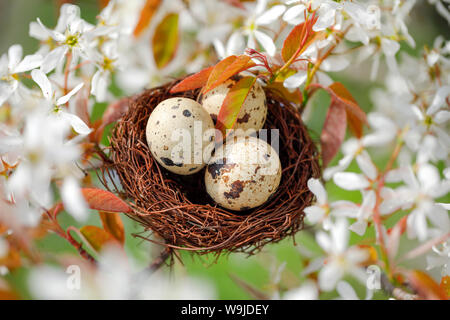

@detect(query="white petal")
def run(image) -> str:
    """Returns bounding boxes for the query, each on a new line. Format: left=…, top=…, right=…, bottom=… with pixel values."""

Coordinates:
left=8, top=45, right=23, bottom=70
left=31, top=69, right=53, bottom=100
left=255, top=5, right=286, bottom=25
left=319, top=263, right=343, bottom=291
left=13, top=54, right=43, bottom=73
left=283, top=70, right=307, bottom=89
left=0, top=81, right=18, bottom=106
left=356, top=151, right=377, bottom=180
left=434, top=110, right=450, bottom=124
left=307, top=178, right=327, bottom=204
left=60, top=112, right=92, bottom=135
left=336, top=281, right=359, bottom=300
left=333, top=172, right=370, bottom=190
left=284, top=281, right=318, bottom=300
left=255, top=0, right=267, bottom=16
left=61, top=177, right=88, bottom=221
left=381, top=38, right=400, bottom=56
left=253, top=30, right=276, bottom=56
left=213, top=39, right=226, bottom=59
left=283, top=5, right=305, bottom=22
left=305, top=206, right=326, bottom=224
left=56, top=82, right=84, bottom=105
left=226, top=32, right=246, bottom=56
left=427, top=86, right=450, bottom=115
left=90, top=71, right=108, bottom=102
left=321, top=55, right=350, bottom=72
left=29, top=21, right=48, bottom=40
left=316, top=231, right=331, bottom=252
left=331, top=218, right=349, bottom=254
left=41, top=46, right=68, bottom=74
left=349, top=220, right=367, bottom=236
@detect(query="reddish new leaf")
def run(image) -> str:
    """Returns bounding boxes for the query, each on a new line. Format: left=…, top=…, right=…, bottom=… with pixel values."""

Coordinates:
left=267, top=81, right=302, bottom=105
left=133, top=0, right=161, bottom=37
left=152, top=13, right=179, bottom=69
left=408, top=270, right=448, bottom=300
left=169, top=66, right=214, bottom=93
left=281, top=16, right=322, bottom=63
left=99, top=211, right=125, bottom=244
left=101, top=98, right=130, bottom=126
left=203, top=55, right=238, bottom=93
left=216, top=76, right=257, bottom=137
left=321, top=101, right=347, bottom=167
left=329, top=82, right=367, bottom=138
left=80, top=225, right=115, bottom=252
left=81, top=188, right=131, bottom=213
left=204, top=55, right=256, bottom=93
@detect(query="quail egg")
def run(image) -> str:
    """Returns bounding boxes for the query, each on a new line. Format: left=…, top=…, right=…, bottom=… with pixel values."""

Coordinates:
left=200, top=78, right=267, bottom=132
left=146, top=97, right=215, bottom=175
left=205, top=136, right=282, bottom=211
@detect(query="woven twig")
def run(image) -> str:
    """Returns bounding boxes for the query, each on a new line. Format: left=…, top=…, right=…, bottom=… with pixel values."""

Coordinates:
left=107, top=78, right=320, bottom=255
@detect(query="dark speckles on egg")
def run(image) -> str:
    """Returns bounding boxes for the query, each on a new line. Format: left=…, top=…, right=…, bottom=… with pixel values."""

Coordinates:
left=223, top=180, right=244, bottom=199
left=160, top=157, right=183, bottom=167
left=182, top=109, right=192, bottom=117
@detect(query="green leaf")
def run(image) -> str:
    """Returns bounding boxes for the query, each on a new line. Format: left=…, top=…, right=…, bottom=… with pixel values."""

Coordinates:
left=216, top=76, right=257, bottom=137
left=152, top=13, right=179, bottom=69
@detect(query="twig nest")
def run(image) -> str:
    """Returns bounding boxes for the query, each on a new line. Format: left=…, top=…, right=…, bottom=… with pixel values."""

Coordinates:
left=200, top=78, right=267, bottom=131
left=205, top=136, right=282, bottom=211
left=108, top=78, right=320, bottom=255
left=145, top=97, right=215, bottom=175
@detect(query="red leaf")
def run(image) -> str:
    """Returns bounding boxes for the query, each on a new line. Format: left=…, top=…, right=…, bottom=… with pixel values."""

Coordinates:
left=408, top=270, right=448, bottom=300
left=79, top=225, right=115, bottom=252
left=216, top=76, right=257, bottom=137
left=81, top=188, right=131, bottom=213
left=202, top=55, right=238, bottom=93
left=204, top=55, right=255, bottom=94
left=329, top=82, right=367, bottom=138
left=321, top=101, right=347, bottom=167
left=101, top=98, right=130, bottom=126
left=152, top=13, right=179, bottom=69
left=99, top=211, right=125, bottom=244
left=169, top=66, right=214, bottom=93
left=267, top=81, right=302, bottom=105
left=281, top=16, right=322, bottom=63
left=133, top=0, right=161, bottom=37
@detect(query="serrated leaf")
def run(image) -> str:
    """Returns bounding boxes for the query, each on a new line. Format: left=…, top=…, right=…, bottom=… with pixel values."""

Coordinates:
left=321, top=101, right=347, bottom=167
left=81, top=188, right=131, bottom=213
left=169, top=66, right=214, bottom=93
left=408, top=270, right=448, bottom=300
left=80, top=226, right=115, bottom=252
left=216, top=76, right=257, bottom=137
left=329, top=82, right=367, bottom=138
left=152, top=13, right=179, bottom=69
left=204, top=55, right=256, bottom=94
left=99, top=211, right=125, bottom=244
left=133, top=0, right=161, bottom=37
left=202, top=55, right=238, bottom=93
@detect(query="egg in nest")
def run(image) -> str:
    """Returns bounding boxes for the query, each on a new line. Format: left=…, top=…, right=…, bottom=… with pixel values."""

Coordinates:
left=205, top=136, right=282, bottom=211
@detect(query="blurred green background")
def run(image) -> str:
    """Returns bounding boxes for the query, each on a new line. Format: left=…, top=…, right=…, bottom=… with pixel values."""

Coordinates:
left=0, top=0, right=448, bottom=299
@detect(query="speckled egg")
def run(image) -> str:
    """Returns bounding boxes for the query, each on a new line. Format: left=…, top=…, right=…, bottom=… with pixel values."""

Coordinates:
left=205, top=136, right=282, bottom=211
left=146, top=97, right=215, bottom=175
left=200, top=78, right=267, bottom=132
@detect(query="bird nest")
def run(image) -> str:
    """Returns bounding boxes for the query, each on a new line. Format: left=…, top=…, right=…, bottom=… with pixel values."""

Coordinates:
left=107, top=78, right=320, bottom=255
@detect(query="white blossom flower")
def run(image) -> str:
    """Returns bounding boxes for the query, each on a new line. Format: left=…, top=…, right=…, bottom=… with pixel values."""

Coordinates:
left=336, top=280, right=373, bottom=300
left=305, top=178, right=359, bottom=230
left=283, top=280, right=319, bottom=300
left=316, top=219, right=369, bottom=291
left=31, top=69, right=91, bottom=135
left=0, top=45, right=42, bottom=106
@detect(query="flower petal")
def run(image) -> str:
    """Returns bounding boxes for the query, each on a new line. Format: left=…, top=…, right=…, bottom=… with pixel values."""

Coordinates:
left=255, top=5, right=286, bottom=25
left=307, top=178, right=327, bottom=204
left=356, top=151, right=377, bottom=180
left=61, top=177, right=88, bottom=221
left=333, top=172, right=370, bottom=190
left=14, top=54, right=43, bottom=73
left=253, top=30, right=276, bottom=56
left=31, top=69, right=53, bottom=100
left=283, top=70, right=307, bottom=89
left=8, top=45, right=23, bottom=70
left=57, top=82, right=84, bottom=106
left=60, top=112, right=92, bottom=135
left=41, top=46, right=68, bottom=74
